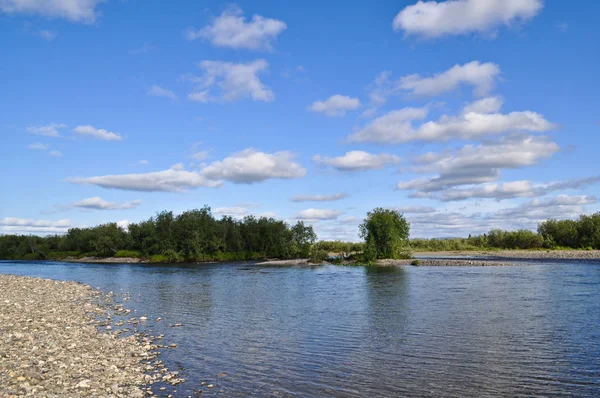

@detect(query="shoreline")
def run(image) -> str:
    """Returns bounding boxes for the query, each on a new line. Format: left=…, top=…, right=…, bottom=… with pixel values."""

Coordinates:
left=0, top=274, right=182, bottom=397
left=4, top=249, right=600, bottom=267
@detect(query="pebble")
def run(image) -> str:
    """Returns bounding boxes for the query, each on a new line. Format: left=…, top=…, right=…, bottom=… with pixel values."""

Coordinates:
left=0, top=275, right=176, bottom=397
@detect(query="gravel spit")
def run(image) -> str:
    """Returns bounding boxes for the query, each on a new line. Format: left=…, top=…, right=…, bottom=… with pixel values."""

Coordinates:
left=0, top=274, right=177, bottom=397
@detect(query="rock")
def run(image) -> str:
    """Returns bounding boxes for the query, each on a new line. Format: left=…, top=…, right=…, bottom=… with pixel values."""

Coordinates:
left=207, top=384, right=215, bottom=388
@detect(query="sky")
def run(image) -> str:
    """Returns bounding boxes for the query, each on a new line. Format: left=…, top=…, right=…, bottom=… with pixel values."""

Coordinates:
left=1, top=0, right=600, bottom=241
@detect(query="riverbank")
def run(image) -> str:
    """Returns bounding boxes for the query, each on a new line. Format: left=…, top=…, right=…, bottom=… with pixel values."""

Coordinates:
left=0, top=275, right=175, bottom=397
left=11, top=249, right=600, bottom=266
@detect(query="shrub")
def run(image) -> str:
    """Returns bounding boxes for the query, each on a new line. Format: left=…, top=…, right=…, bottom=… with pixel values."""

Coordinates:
left=114, top=250, right=141, bottom=258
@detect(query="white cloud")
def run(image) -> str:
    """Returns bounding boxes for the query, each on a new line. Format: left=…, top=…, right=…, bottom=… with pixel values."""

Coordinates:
left=367, top=71, right=394, bottom=106
left=188, top=91, right=210, bottom=103
left=138, top=160, right=149, bottom=165
left=39, top=30, right=57, bottom=41
left=463, top=96, right=504, bottom=114
left=290, top=193, right=349, bottom=202
left=70, top=197, right=142, bottom=211
left=27, top=142, right=62, bottom=157
left=74, top=125, right=123, bottom=141
left=294, top=208, right=344, bottom=221
left=393, top=0, right=543, bottom=39
left=313, top=151, right=401, bottom=172
left=392, top=206, right=437, bottom=214
left=348, top=107, right=428, bottom=143
left=398, top=135, right=560, bottom=196
left=27, top=142, right=49, bottom=150
left=420, top=176, right=600, bottom=202
left=310, top=95, right=361, bottom=117
left=148, top=85, right=177, bottom=100
left=67, top=164, right=222, bottom=192
left=349, top=98, right=555, bottom=144
left=187, top=59, right=274, bottom=102
left=191, top=151, right=209, bottom=161
left=0, top=217, right=72, bottom=234
left=214, top=206, right=251, bottom=216
left=200, top=148, right=305, bottom=183
left=187, top=6, right=287, bottom=51
left=214, top=205, right=276, bottom=219
left=26, top=123, right=66, bottom=137
left=0, top=0, right=105, bottom=23
left=399, top=61, right=500, bottom=97
left=116, top=220, right=130, bottom=230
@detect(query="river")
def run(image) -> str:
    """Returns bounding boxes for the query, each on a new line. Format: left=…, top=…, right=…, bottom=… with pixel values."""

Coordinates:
left=1, top=260, right=599, bottom=397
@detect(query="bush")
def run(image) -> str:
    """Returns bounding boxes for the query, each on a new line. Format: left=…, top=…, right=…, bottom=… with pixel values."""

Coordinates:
left=114, top=250, right=141, bottom=258
left=411, top=259, right=420, bottom=266
left=309, top=247, right=329, bottom=263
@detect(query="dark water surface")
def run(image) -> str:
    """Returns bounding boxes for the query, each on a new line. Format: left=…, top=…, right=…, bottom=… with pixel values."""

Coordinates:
left=1, top=261, right=599, bottom=397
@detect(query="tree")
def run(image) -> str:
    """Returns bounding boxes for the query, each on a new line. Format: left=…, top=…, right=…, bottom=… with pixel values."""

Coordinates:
left=291, top=221, right=317, bottom=258
left=359, top=208, right=411, bottom=261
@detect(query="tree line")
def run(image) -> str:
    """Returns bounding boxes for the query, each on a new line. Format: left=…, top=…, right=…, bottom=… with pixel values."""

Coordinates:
left=410, top=213, right=600, bottom=251
left=0, top=206, right=316, bottom=262
left=1, top=207, right=598, bottom=262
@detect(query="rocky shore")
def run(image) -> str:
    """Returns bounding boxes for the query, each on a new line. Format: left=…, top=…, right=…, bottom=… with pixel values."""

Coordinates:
left=0, top=275, right=181, bottom=397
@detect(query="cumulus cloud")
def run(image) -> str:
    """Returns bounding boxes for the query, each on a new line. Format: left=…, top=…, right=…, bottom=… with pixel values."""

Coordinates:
left=200, top=148, right=305, bottom=183
left=310, top=95, right=361, bottom=117
left=398, top=135, right=560, bottom=196
left=186, top=6, right=286, bottom=51
left=148, top=85, right=177, bottom=100
left=294, top=209, right=344, bottom=221
left=186, top=59, right=274, bottom=102
left=74, top=125, right=122, bottom=141
left=0, top=217, right=73, bottom=234
left=409, top=196, right=596, bottom=238
left=393, top=0, right=543, bottom=39
left=399, top=61, right=500, bottom=97
left=67, top=164, right=222, bottom=192
left=0, top=0, right=105, bottom=23
left=290, top=193, right=349, bottom=202
left=349, top=98, right=555, bottom=144
left=69, top=197, right=142, bottom=211
left=26, top=123, right=66, bottom=137
left=415, top=175, right=600, bottom=202
left=313, top=151, right=401, bottom=172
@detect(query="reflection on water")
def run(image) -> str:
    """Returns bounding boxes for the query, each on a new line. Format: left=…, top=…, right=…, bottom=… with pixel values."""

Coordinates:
left=1, top=261, right=599, bottom=397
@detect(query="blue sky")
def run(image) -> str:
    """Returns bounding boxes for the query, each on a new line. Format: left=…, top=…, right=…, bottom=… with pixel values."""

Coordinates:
left=1, top=0, right=599, bottom=240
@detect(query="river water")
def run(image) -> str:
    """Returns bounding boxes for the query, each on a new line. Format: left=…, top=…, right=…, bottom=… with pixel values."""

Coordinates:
left=1, top=260, right=599, bottom=397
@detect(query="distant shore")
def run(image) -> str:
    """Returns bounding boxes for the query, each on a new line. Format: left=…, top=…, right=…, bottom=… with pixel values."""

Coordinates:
left=9, top=249, right=600, bottom=266
left=258, top=250, right=600, bottom=267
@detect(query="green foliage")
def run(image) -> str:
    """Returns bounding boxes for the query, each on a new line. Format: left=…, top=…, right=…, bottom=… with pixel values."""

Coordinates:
left=411, top=260, right=420, bottom=266
left=309, top=247, right=329, bottom=263
left=0, top=206, right=319, bottom=263
left=114, top=250, right=141, bottom=258
left=359, top=208, right=411, bottom=260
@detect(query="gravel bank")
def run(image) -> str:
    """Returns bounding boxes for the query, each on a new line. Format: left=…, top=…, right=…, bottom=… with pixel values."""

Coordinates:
left=63, top=256, right=146, bottom=264
left=414, top=250, right=600, bottom=261
left=0, top=275, right=178, bottom=397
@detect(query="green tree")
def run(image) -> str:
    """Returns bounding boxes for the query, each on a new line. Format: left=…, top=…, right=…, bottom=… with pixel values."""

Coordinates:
left=359, top=208, right=411, bottom=260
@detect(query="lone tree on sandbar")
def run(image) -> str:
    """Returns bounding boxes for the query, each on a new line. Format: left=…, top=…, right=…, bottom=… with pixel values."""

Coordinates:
left=359, top=208, right=411, bottom=261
